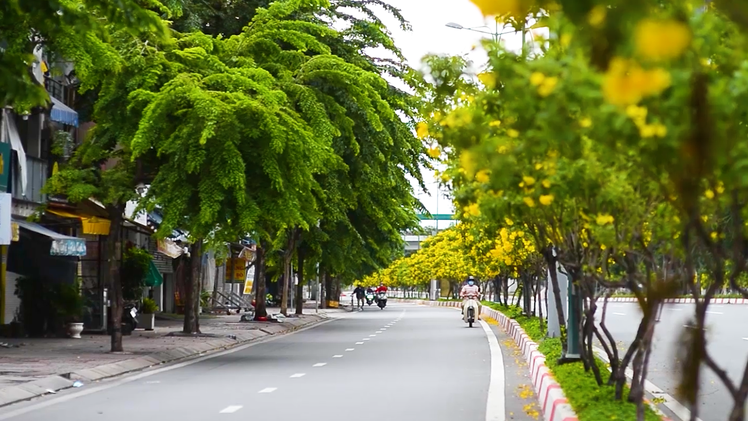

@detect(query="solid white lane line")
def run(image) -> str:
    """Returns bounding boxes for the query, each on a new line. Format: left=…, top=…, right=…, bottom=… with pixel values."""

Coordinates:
left=345, top=348, right=354, bottom=352
left=333, top=355, right=343, bottom=358
left=290, top=373, right=306, bottom=378
left=258, top=388, right=277, bottom=394
left=313, top=363, right=327, bottom=367
left=480, top=321, right=505, bottom=421
left=220, top=406, right=243, bottom=413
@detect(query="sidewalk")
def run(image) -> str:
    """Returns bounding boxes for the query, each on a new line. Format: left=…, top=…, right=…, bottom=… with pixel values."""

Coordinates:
left=0, top=308, right=338, bottom=407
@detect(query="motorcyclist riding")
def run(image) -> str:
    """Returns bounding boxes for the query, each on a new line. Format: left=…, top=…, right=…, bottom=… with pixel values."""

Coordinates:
left=375, top=282, right=388, bottom=293
left=460, top=276, right=482, bottom=320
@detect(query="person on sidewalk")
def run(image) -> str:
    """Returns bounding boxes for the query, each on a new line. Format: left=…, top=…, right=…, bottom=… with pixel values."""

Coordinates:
left=353, top=285, right=366, bottom=310
left=460, top=276, right=482, bottom=320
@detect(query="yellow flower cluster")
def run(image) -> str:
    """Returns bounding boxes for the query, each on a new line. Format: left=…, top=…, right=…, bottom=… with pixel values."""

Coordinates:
left=478, top=72, right=497, bottom=89
left=602, top=58, right=671, bottom=107
left=427, top=146, right=441, bottom=158
left=626, top=105, right=667, bottom=138
left=530, top=72, right=558, bottom=97
left=469, top=0, right=527, bottom=19
left=596, top=214, right=615, bottom=225
left=634, top=19, right=692, bottom=62
left=416, top=122, right=429, bottom=139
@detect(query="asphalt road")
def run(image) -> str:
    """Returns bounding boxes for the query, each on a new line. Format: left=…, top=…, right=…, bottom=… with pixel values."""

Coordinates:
left=0, top=303, right=534, bottom=421
left=599, top=302, right=748, bottom=421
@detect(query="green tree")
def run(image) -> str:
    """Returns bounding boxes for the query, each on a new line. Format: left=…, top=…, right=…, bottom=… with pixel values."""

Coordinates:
left=0, top=0, right=169, bottom=110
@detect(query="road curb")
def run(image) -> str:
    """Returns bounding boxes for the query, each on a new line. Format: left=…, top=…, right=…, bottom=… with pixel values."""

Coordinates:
left=393, top=299, right=578, bottom=421
left=0, top=315, right=328, bottom=408
left=609, top=296, right=748, bottom=304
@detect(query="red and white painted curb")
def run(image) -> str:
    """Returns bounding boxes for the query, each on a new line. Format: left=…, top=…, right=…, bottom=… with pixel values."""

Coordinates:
left=393, top=299, right=578, bottom=421
left=609, top=296, right=747, bottom=304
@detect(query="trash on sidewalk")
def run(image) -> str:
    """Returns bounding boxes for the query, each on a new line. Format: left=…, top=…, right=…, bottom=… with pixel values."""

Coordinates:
left=45, top=389, right=56, bottom=394
left=72, top=381, right=84, bottom=388
left=269, top=314, right=285, bottom=323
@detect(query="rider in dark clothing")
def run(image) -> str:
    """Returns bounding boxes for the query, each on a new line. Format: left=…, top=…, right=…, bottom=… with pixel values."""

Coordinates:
left=353, top=286, right=366, bottom=310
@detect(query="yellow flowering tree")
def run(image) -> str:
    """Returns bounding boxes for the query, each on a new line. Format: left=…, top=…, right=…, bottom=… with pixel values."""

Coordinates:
left=414, top=1, right=748, bottom=414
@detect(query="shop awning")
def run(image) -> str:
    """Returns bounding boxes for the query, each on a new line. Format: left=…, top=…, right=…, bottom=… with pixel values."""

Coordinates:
left=145, top=260, right=163, bottom=287
left=13, top=218, right=86, bottom=256
left=46, top=208, right=111, bottom=235
left=49, top=97, right=79, bottom=127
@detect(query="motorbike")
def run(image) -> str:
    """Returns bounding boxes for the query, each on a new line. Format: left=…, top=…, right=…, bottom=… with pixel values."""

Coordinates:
left=365, top=291, right=375, bottom=305
left=376, top=291, right=387, bottom=309
left=462, top=295, right=478, bottom=328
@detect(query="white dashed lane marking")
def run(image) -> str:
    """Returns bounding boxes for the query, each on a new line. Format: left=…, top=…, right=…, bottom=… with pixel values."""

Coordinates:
left=333, top=355, right=343, bottom=358
left=219, top=406, right=242, bottom=414
left=258, top=388, right=277, bottom=394
left=290, top=373, right=305, bottom=378
left=313, top=363, right=326, bottom=367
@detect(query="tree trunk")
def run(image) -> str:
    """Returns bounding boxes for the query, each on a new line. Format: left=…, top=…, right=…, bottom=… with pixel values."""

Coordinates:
left=193, top=241, right=203, bottom=333
left=544, top=247, right=568, bottom=351
left=254, top=244, right=268, bottom=319
left=502, top=276, right=509, bottom=306
left=295, top=246, right=305, bottom=315
left=280, top=229, right=298, bottom=316
left=183, top=241, right=202, bottom=334
left=324, top=271, right=333, bottom=306
left=105, top=205, right=124, bottom=352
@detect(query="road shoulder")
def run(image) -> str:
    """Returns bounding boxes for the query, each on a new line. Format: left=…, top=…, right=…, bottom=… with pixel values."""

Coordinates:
left=485, top=319, right=543, bottom=421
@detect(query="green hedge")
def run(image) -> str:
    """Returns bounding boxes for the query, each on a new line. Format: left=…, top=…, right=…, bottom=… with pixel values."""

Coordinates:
left=483, top=302, right=660, bottom=421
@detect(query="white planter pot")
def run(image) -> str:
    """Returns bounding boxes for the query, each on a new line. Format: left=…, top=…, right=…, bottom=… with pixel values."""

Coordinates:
left=142, top=313, right=155, bottom=331
left=67, top=322, right=84, bottom=339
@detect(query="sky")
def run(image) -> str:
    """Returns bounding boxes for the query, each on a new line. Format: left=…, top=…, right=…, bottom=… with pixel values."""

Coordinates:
left=370, top=0, right=532, bottom=230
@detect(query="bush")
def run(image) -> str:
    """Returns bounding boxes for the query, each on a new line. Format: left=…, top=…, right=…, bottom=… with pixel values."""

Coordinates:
left=53, top=282, right=84, bottom=323
left=141, top=297, right=158, bottom=313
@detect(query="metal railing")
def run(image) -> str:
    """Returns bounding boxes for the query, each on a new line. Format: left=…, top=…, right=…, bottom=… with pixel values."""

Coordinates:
left=12, top=155, right=48, bottom=204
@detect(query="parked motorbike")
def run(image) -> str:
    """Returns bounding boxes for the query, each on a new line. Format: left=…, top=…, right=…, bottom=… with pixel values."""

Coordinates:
left=462, top=295, right=478, bottom=328
left=376, top=292, right=387, bottom=309
left=365, top=291, right=375, bottom=306
left=123, top=303, right=138, bottom=334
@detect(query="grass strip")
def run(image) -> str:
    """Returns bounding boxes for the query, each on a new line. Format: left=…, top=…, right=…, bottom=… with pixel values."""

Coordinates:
left=483, top=302, right=660, bottom=421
